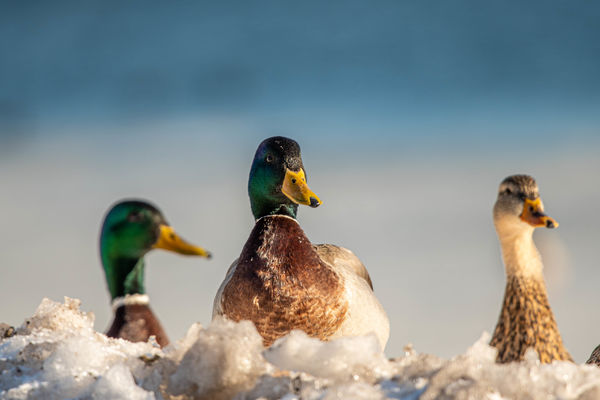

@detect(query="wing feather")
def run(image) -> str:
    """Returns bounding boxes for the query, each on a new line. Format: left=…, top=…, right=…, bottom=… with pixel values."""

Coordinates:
left=313, top=244, right=373, bottom=290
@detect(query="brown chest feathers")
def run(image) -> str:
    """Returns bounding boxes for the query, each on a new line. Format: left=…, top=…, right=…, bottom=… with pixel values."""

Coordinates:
left=490, top=276, right=572, bottom=363
left=106, top=304, right=169, bottom=347
left=221, top=215, right=348, bottom=347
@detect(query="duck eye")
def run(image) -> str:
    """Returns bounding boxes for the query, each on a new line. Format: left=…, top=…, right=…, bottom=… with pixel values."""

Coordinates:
left=503, top=188, right=512, bottom=195
left=265, top=154, right=273, bottom=163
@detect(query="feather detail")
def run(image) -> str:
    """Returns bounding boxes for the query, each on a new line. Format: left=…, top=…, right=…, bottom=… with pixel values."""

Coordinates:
left=490, top=275, right=571, bottom=363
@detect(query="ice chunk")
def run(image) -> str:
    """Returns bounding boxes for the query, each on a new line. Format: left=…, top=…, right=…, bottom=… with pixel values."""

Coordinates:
left=418, top=332, right=600, bottom=400
left=264, top=330, right=394, bottom=382
left=166, top=317, right=267, bottom=400
left=5, top=298, right=600, bottom=399
left=320, top=382, right=386, bottom=400
left=91, top=364, right=155, bottom=400
left=18, top=297, right=95, bottom=336
left=0, top=297, right=161, bottom=399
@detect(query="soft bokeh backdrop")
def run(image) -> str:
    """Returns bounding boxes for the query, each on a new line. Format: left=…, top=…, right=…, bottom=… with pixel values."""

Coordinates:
left=1, top=1, right=599, bottom=361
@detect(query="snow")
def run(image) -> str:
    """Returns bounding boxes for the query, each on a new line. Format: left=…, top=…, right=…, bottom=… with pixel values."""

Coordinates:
left=2, top=298, right=600, bottom=399
left=166, top=318, right=268, bottom=399
left=91, top=364, right=154, bottom=400
left=264, top=330, right=393, bottom=382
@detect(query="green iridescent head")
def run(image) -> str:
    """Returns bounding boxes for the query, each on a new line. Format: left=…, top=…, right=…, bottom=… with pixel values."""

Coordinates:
left=248, top=136, right=322, bottom=220
left=100, top=200, right=211, bottom=300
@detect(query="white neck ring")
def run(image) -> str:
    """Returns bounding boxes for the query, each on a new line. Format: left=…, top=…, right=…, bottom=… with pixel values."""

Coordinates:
left=111, top=294, right=150, bottom=311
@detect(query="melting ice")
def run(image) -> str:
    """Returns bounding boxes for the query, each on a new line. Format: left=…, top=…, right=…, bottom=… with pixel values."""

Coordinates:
left=1, top=297, right=600, bottom=399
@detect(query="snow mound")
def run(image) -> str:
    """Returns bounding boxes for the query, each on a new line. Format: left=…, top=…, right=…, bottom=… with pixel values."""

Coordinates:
left=264, top=330, right=394, bottom=382
left=2, top=298, right=600, bottom=399
left=413, top=333, right=600, bottom=400
left=0, top=297, right=160, bottom=399
left=165, top=318, right=267, bottom=400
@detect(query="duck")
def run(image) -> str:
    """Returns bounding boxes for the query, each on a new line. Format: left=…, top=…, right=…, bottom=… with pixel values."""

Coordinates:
left=100, top=200, right=211, bottom=347
left=587, top=346, right=600, bottom=366
left=489, top=175, right=572, bottom=363
left=212, top=136, right=389, bottom=349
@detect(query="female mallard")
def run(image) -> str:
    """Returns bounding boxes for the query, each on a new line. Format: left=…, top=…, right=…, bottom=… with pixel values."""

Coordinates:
left=101, top=200, right=211, bottom=347
left=213, top=137, right=389, bottom=349
left=489, top=175, right=572, bottom=363
left=587, top=346, right=600, bottom=366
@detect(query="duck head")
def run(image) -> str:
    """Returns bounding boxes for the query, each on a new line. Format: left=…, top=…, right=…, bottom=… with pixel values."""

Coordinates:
left=493, top=174, right=558, bottom=237
left=248, top=136, right=322, bottom=220
left=100, top=200, right=211, bottom=300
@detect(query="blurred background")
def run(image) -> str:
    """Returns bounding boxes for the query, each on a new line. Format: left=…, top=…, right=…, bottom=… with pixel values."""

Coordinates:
left=1, top=1, right=599, bottom=361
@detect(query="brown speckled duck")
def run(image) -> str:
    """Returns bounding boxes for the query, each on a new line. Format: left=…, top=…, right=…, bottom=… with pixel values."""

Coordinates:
left=212, top=137, right=389, bottom=349
left=100, top=200, right=211, bottom=346
left=489, top=175, right=572, bottom=363
left=587, top=346, right=600, bottom=366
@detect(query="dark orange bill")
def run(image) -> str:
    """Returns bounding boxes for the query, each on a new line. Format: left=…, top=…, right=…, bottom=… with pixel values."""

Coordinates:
left=520, top=198, right=558, bottom=228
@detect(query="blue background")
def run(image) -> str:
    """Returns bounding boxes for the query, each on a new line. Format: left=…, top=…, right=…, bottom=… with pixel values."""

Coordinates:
left=1, top=1, right=599, bottom=361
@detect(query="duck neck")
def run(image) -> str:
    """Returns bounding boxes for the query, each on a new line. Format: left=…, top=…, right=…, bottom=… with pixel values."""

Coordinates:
left=101, top=253, right=146, bottom=300
left=251, top=198, right=298, bottom=220
left=497, top=228, right=544, bottom=281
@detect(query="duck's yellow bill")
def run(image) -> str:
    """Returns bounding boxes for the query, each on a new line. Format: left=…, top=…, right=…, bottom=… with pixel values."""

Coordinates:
left=520, top=198, right=558, bottom=229
left=153, top=225, right=212, bottom=258
left=281, top=168, right=322, bottom=208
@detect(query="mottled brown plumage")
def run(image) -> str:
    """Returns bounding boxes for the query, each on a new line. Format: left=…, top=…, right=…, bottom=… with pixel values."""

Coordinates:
left=106, top=304, right=169, bottom=347
left=500, top=175, right=539, bottom=198
left=587, top=345, right=600, bottom=366
left=219, top=215, right=348, bottom=347
left=490, top=276, right=572, bottom=363
left=490, top=174, right=571, bottom=364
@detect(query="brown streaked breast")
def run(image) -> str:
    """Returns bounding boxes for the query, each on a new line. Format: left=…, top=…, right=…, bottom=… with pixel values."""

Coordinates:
left=221, top=215, right=348, bottom=347
left=490, top=276, right=572, bottom=363
left=106, top=304, right=169, bottom=347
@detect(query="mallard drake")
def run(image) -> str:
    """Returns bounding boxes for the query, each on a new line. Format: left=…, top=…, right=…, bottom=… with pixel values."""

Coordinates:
left=489, top=175, right=572, bottom=363
left=100, top=200, right=211, bottom=347
left=212, top=136, right=389, bottom=349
